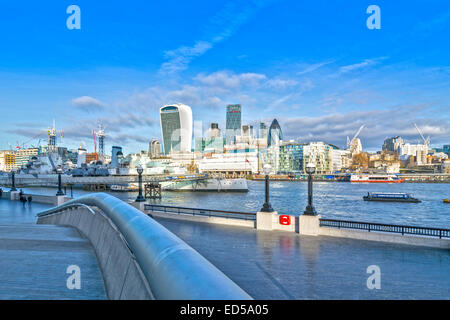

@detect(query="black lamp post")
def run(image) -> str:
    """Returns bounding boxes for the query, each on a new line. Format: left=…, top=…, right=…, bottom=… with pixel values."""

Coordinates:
left=10, top=170, right=17, bottom=192
left=135, top=166, right=145, bottom=202
left=303, top=162, right=317, bottom=216
left=56, top=168, right=65, bottom=196
left=260, top=164, right=274, bottom=212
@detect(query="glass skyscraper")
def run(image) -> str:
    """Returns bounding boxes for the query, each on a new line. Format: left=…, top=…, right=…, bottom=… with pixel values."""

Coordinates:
left=267, top=119, right=283, bottom=147
left=226, top=104, right=241, bottom=145
left=160, top=104, right=192, bottom=154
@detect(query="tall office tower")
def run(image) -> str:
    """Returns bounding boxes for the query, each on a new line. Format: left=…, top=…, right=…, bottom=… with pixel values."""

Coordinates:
left=160, top=104, right=193, bottom=154
left=382, top=136, right=404, bottom=153
left=241, top=124, right=252, bottom=144
left=225, top=104, right=241, bottom=145
left=148, top=139, right=161, bottom=158
left=267, top=119, right=283, bottom=147
left=209, top=123, right=221, bottom=138
left=259, top=122, right=268, bottom=140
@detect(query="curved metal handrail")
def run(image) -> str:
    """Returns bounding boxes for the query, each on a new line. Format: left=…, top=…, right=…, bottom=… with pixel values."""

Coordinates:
left=37, top=193, right=252, bottom=300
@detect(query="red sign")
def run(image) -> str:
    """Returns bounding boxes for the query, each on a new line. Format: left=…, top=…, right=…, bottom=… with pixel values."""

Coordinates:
left=279, top=215, right=291, bottom=226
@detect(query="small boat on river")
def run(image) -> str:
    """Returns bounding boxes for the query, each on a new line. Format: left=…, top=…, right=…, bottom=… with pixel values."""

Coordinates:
left=363, top=192, right=421, bottom=203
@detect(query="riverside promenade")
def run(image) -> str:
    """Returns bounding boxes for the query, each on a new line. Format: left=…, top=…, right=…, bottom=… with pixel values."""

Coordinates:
left=0, top=199, right=106, bottom=299
left=154, top=216, right=450, bottom=299
left=1, top=192, right=449, bottom=300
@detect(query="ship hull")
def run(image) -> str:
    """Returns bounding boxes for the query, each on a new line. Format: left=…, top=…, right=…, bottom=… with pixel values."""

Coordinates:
left=161, top=178, right=248, bottom=192
left=350, top=174, right=404, bottom=183
left=351, top=179, right=404, bottom=183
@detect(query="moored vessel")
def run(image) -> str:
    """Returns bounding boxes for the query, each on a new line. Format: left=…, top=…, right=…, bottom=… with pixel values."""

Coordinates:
left=351, top=174, right=404, bottom=183
left=160, top=178, right=248, bottom=192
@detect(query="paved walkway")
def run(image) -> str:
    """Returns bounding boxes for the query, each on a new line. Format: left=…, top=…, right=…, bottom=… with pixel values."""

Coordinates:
left=154, top=216, right=450, bottom=300
left=0, top=199, right=106, bottom=299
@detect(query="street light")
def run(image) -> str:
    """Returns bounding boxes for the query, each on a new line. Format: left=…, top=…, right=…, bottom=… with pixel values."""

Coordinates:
left=135, top=166, right=145, bottom=202
left=260, top=164, right=274, bottom=212
left=56, top=168, right=65, bottom=196
left=303, top=162, right=317, bottom=215
left=10, top=169, right=17, bottom=192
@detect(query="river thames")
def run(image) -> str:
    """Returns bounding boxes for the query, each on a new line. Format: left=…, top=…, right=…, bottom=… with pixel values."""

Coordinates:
left=5, top=180, right=450, bottom=299
left=19, top=180, right=450, bottom=228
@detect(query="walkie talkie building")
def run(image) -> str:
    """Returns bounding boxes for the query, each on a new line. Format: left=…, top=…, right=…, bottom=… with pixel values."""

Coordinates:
left=160, top=104, right=192, bottom=154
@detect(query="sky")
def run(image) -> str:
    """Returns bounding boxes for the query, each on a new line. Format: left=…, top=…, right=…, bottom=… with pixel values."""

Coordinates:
left=0, top=0, right=449, bottom=154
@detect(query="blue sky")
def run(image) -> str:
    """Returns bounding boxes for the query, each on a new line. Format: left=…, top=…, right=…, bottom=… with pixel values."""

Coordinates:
left=0, top=0, right=449, bottom=154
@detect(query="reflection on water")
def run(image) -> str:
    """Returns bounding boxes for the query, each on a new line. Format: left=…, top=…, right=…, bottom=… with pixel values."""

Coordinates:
left=20, top=180, right=450, bottom=228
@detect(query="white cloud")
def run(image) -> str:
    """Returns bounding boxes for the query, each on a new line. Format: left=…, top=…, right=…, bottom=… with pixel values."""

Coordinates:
left=71, top=96, right=105, bottom=110
left=339, top=57, right=387, bottom=74
left=278, top=105, right=449, bottom=149
left=158, top=1, right=272, bottom=75
left=195, top=71, right=267, bottom=88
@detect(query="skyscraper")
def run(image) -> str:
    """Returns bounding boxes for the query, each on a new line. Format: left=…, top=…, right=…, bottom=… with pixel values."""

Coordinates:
left=267, top=119, right=283, bottom=147
left=226, top=104, right=241, bottom=145
left=209, top=123, right=221, bottom=138
left=148, top=139, right=161, bottom=158
left=259, top=122, right=268, bottom=140
left=160, top=104, right=193, bottom=154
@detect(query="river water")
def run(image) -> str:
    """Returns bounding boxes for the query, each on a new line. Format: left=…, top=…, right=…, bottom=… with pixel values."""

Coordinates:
left=19, top=180, right=450, bottom=229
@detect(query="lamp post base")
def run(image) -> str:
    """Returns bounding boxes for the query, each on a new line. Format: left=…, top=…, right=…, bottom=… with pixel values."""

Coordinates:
left=260, top=203, right=274, bottom=213
left=56, top=191, right=65, bottom=196
left=135, top=196, right=145, bottom=202
left=303, top=205, right=317, bottom=216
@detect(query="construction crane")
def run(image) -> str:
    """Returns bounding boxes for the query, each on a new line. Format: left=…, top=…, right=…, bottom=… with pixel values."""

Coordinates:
left=16, top=131, right=45, bottom=150
left=413, top=123, right=430, bottom=148
left=347, top=125, right=365, bottom=150
left=92, top=130, right=98, bottom=160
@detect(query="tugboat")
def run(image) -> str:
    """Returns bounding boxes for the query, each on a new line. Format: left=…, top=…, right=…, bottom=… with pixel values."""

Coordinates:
left=363, top=192, right=421, bottom=203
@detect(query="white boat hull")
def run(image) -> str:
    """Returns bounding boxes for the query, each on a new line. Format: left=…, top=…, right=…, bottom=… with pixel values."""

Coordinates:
left=160, top=178, right=248, bottom=192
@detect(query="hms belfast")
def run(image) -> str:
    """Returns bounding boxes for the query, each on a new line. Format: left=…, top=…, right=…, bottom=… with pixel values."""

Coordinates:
left=2, top=122, right=247, bottom=192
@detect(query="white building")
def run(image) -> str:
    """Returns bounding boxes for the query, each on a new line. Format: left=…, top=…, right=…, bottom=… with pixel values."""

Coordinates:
left=331, top=149, right=351, bottom=172
left=302, top=142, right=334, bottom=174
left=160, top=104, right=193, bottom=154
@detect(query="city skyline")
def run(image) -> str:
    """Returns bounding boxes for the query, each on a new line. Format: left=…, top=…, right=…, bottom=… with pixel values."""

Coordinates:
left=0, top=1, right=449, bottom=153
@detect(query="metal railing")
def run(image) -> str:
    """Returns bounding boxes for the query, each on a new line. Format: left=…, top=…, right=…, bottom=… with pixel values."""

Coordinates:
left=319, top=218, right=450, bottom=239
left=37, top=193, right=252, bottom=300
left=145, top=204, right=256, bottom=221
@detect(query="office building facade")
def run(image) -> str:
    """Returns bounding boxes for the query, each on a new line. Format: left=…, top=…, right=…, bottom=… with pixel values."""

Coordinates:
left=225, top=104, right=241, bottom=145
left=160, top=104, right=193, bottom=154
